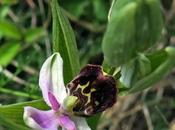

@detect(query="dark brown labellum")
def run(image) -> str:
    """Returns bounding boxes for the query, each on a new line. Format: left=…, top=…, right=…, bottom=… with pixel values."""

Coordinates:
left=66, top=64, right=117, bottom=116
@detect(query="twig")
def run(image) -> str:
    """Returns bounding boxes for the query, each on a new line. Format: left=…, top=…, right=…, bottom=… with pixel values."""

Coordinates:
left=155, top=106, right=169, bottom=126
left=62, top=8, right=106, bottom=33
left=143, top=105, right=154, bottom=130
left=11, top=60, right=38, bottom=75
left=26, top=0, right=35, bottom=9
left=44, top=36, right=51, bottom=56
left=38, top=0, right=51, bottom=56
left=164, top=0, right=175, bottom=24
left=38, top=0, right=46, bottom=20
left=2, top=69, right=30, bottom=86
left=156, top=86, right=164, bottom=103
left=125, top=115, right=137, bottom=130
left=8, top=9, right=19, bottom=22
left=120, top=105, right=142, bottom=119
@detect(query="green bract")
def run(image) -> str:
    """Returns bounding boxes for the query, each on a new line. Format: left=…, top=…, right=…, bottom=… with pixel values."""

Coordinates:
left=102, top=0, right=163, bottom=66
left=119, top=47, right=175, bottom=94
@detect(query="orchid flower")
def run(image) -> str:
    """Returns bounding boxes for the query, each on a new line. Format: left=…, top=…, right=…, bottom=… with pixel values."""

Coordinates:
left=23, top=53, right=117, bottom=130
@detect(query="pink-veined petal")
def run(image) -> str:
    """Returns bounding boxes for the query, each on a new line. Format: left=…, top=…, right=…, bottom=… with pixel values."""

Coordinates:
left=71, top=116, right=91, bottom=130
left=39, top=53, right=67, bottom=106
left=58, top=115, right=76, bottom=130
left=23, top=106, right=58, bottom=130
left=48, top=91, right=60, bottom=111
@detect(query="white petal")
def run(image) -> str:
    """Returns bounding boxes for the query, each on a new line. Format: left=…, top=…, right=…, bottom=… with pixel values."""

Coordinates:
left=51, top=53, right=67, bottom=103
left=39, top=53, right=67, bottom=107
left=71, top=116, right=91, bottom=130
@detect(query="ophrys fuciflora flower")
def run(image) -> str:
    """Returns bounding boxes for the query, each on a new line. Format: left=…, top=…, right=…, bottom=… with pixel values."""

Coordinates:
left=23, top=53, right=117, bottom=130
left=67, top=64, right=117, bottom=116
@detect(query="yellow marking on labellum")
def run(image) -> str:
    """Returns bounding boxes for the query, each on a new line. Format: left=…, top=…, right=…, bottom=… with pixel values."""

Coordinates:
left=81, top=81, right=90, bottom=90
left=80, top=82, right=96, bottom=105
left=103, top=71, right=108, bottom=76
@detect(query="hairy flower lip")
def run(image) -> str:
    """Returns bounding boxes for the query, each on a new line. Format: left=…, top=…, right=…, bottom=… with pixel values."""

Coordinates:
left=67, top=64, right=117, bottom=116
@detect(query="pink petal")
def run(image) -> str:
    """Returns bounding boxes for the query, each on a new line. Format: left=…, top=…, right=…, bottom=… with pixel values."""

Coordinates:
left=24, top=106, right=59, bottom=130
left=48, top=91, right=60, bottom=111
left=39, top=53, right=67, bottom=107
left=71, top=116, right=91, bottom=130
left=58, top=115, right=76, bottom=130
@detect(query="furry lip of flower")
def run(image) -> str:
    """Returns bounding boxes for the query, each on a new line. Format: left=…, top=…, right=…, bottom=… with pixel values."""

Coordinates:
left=23, top=53, right=91, bottom=130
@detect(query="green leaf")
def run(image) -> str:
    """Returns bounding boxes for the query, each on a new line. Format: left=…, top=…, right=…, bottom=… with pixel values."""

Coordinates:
left=137, top=54, right=152, bottom=77
left=134, top=0, right=163, bottom=51
left=109, top=0, right=131, bottom=19
left=0, top=0, right=19, bottom=5
left=120, top=59, right=136, bottom=88
left=52, top=0, right=80, bottom=83
left=146, top=0, right=163, bottom=44
left=0, top=99, right=48, bottom=129
left=0, top=19, right=22, bottom=39
left=119, top=49, right=170, bottom=93
left=24, top=27, right=46, bottom=43
left=119, top=53, right=152, bottom=88
left=0, top=5, right=9, bottom=18
left=146, top=49, right=167, bottom=71
left=87, top=113, right=101, bottom=130
left=0, top=41, right=20, bottom=67
left=129, top=47, right=175, bottom=93
left=0, top=115, right=29, bottom=130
